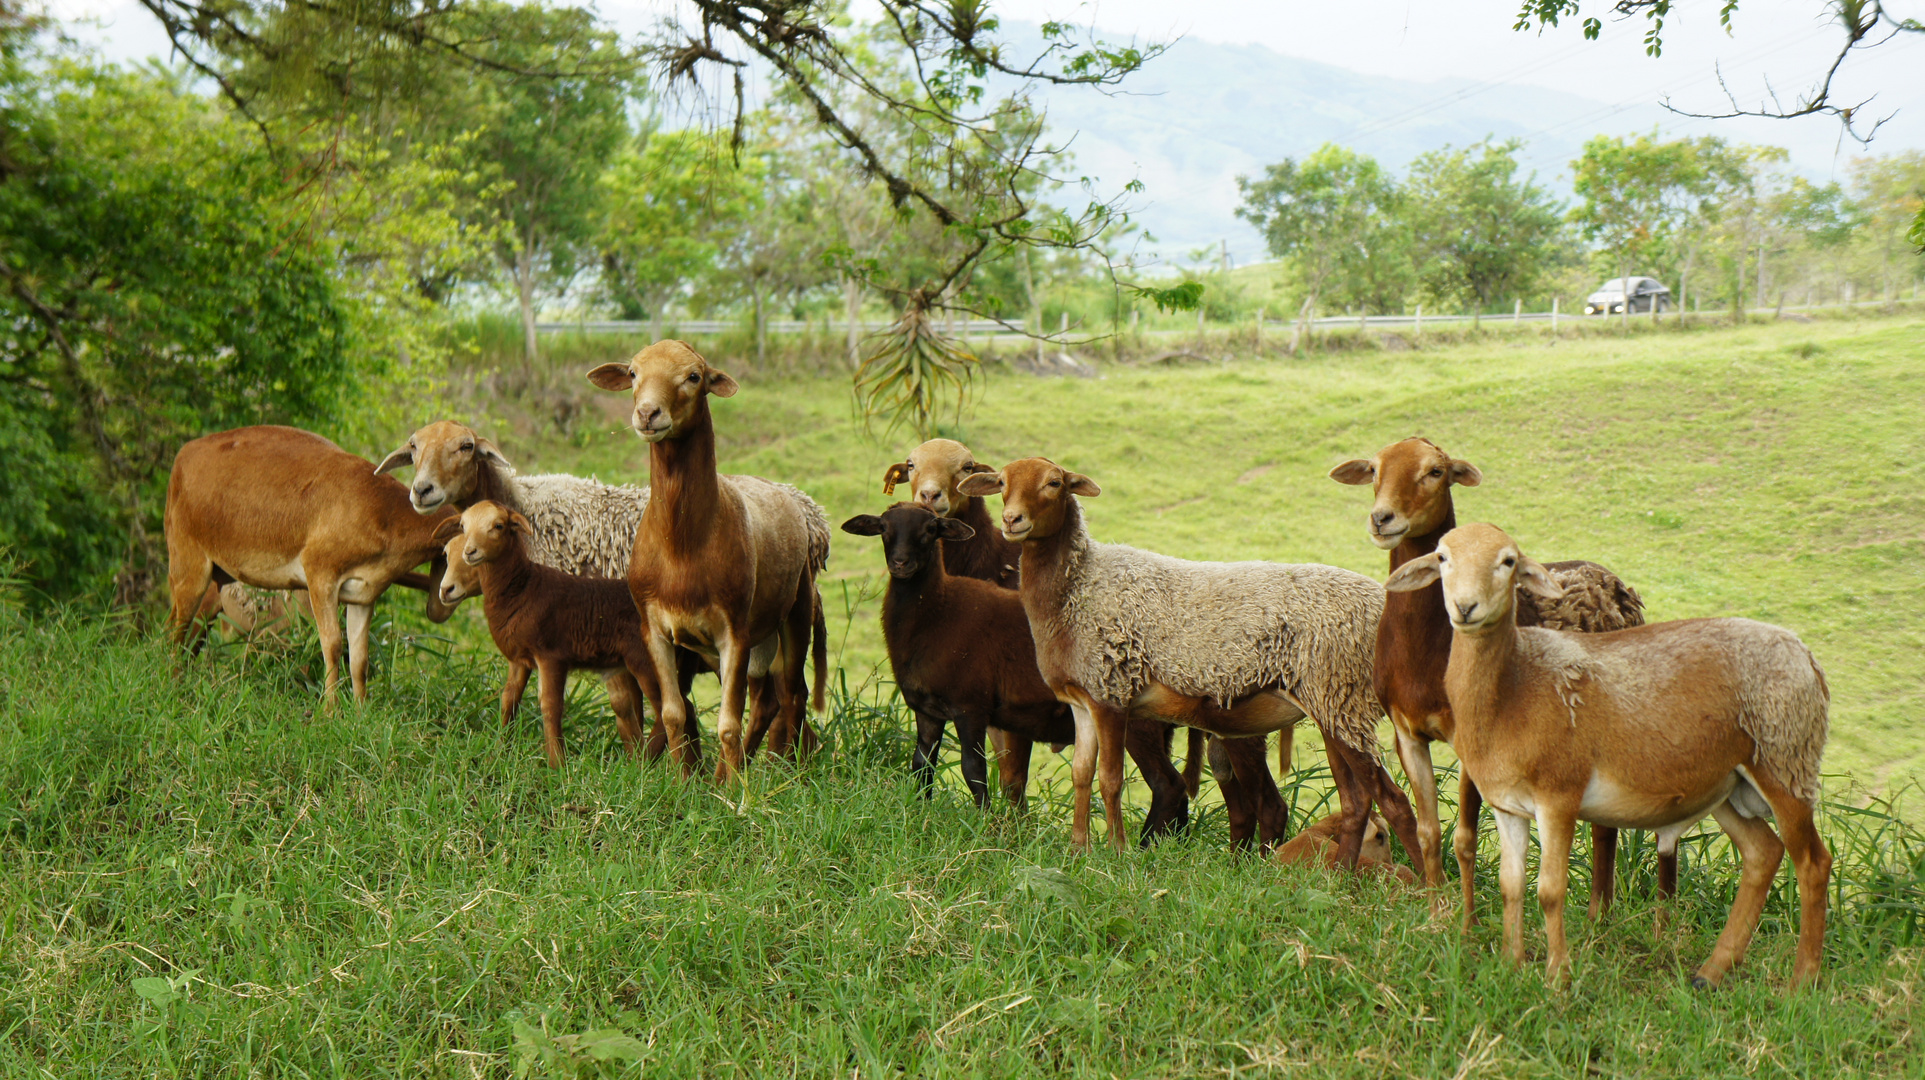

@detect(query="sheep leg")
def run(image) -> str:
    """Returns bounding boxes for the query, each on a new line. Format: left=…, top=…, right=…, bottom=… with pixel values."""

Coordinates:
left=1066, top=702, right=1098, bottom=850
left=1220, top=735, right=1288, bottom=850
left=645, top=624, right=697, bottom=778
left=1757, top=774, right=1831, bottom=989
left=1493, top=808, right=1533, bottom=967
left=1695, top=799, right=1786, bottom=989
left=1359, top=752, right=1426, bottom=874
left=1321, top=738, right=1372, bottom=870
left=957, top=717, right=994, bottom=809
left=772, top=582, right=814, bottom=760
left=1588, top=825, right=1619, bottom=919
left=742, top=676, right=780, bottom=761
left=993, top=729, right=1035, bottom=811
left=908, top=709, right=945, bottom=797
left=1535, top=805, right=1578, bottom=985
left=1091, top=701, right=1132, bottom=853
left=535, top=658, right=569, bottom=769
left=642, top=651, right=703, bottom=766
left=501, top=662, right=532, bottom=728
left=344, top=602, right=374, bottom=704
left=308, top=578, right=346, bottom=713
left=1182, top=728, right=1205, bottom=799
left=1657, top=845, right=1679, bottom=900
left=1393, top=728, right=1447, bottom=889
left=604, top=670, right=648, bottom=757
left=1454, top=772, right=1485, bottom=932
left=1207, top=736, right=1257, bottom=850
left=713, top=634, right=752, bottom=783
left=165, top=537, right=217, bottom=657
left=1129, top=722, right=1189, bottom=845
left=1277, top=724, right=1294, bottom=779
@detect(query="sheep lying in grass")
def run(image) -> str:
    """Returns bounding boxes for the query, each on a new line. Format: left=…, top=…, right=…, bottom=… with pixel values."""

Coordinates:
left=1387, top=523, right=1831, bottom=988
left=958, top=458, right=1419, bottom=865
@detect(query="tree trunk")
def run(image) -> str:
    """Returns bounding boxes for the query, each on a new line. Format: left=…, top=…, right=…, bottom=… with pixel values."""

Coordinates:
left=844, top=275, right=862, bottom=369
left=752, top=277, right=766, bottom=369
left=514, top=246, right=540, bottom=366
left=1619, top=253, right=1630, bottom=334
left=1022, top=247, right=1042, bottom=365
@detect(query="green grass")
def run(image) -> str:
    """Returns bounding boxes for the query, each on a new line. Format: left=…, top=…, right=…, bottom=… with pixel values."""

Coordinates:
left=5, top=314, right=1925, bottom=1076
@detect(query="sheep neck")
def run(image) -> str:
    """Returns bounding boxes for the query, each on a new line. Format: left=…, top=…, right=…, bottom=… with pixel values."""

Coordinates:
left=477, top=541, right=537, bottom=615
left=1381, top=506, right=1458, bottom=738
left=468, top=457, right=527, bottom=515
left=1015, top=498, right=1088, bottom=629
left=881, top=551, right=951, bottom=639
left=644, top=398, right=722, bottom=554
left=1443, top=604, right=1527, bottom=758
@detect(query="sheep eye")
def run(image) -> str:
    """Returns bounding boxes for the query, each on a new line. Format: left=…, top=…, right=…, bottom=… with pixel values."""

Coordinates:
left=1502, top=556, right=1516, bottom=567
left=1428, top=468, right=1443, bottom=478
left=460, top=442, right=474, bottom=452
left=686, top=372, right=700, bottom=383
left=1046, top=479, right=1061, bottom=488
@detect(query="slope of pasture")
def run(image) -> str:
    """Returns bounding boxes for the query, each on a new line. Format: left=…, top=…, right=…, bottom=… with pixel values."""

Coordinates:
left=3, top=316, right=1924, bottom=1078
left=2, top=617, right=1923, bottom=1078
left=520, top=313, right=1925, bottom=790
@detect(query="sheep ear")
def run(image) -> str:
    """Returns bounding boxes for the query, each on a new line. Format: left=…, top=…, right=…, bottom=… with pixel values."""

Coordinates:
left=374, top=444, right=414, bottom=475
left=1516, top=556, right=1563, bottom=600
left=477, top=438, right=515, bottom=473
left=956, top=472, right=1003, bottom=497
left=840, top=515, right=885, bottom=537
left=881, top=462, right=911, bottom=495
left=934, top=517, right=977, bottom=542
left=1449, top=460, right=1483, bottom=487
left=1385, top=552, right=1442, bottom=592
left=964, top=461, right=997, bottom=475
left=586, top=362, right=633, bottom=391
left=432, top=518, right=462, bottom=544
left=706, top=368, right=739, bottom=397
left=1066, top=472, right=1101, bottom=497
left=1329, top=459, right=1374, bottom=485
left=508, top=511, right=533, bottom=535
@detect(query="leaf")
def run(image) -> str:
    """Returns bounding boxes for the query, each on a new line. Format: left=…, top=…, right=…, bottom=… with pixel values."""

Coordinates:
left=573, top=1029, right=647, bottom=1062
left=131, top=978, right=175, bottom=1005
left=1011, top=865, right=1084, bottom=911
left=1124, top=280, right=1205, bottom=314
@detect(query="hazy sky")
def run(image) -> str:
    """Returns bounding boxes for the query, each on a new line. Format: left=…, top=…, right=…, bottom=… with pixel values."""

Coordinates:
left=51, top=0, right=1925, bottom=166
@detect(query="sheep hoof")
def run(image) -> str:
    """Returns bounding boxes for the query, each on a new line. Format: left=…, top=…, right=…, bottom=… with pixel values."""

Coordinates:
left=1690, top=975, right=1711, bottom=991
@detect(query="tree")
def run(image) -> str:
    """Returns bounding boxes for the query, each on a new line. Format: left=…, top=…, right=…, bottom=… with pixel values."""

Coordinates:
left=1569, top=133, right=1749, bottom=328
left=598, top=129, right=759, bottom=341
left=1408, top=139, right=1567, bottom=322
left=1516, top=2, right=1925, bottom=246
left=1236, top=144, right=1404, bottom=342
left=450, top=2, right=634, bottom=365
left=0, top=53, right=381, bottom=604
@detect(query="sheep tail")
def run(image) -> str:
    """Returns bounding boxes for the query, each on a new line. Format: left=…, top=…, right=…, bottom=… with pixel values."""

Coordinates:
left=811, top=589, right=828, bottom=714
left=1183, top=728, right=1204, bottom=798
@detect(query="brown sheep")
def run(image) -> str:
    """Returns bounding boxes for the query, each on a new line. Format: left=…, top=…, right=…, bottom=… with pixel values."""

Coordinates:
left=165, top=425, right=457, bottom=707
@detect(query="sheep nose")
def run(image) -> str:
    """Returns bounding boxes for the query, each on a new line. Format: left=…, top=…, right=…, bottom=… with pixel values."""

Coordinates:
left=1371, top=509, right=1396, bottom=528
left=636, top=405, right=661, bottom=428
left=1003, top=512, right=1026, bottom=529
left=413, top=481, right=435, bottom=500
left=1456, top=601, right=1479, bottom=622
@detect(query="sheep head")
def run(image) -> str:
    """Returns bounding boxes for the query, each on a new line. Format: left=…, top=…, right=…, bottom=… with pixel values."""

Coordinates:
left=879, top=439, right=997, bottom=517
left=434, top=524, right=483, bottom=607
left=586, top=339, right=737, bottom=443
left=959, top=457, right=1098, bottom=543
left=454, top=501, right=532, bottom=568
left=376, top=420, right=515, bottom=513
left=841, top=503, right=976, bottom=579
left=1386, top=523, right=1562, bottom=634
left=1330, top=437, right=1481, bottom=550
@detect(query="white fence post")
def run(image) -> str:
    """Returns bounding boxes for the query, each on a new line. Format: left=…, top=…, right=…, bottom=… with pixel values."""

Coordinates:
left=1551, top=296, right=1558, bottom=331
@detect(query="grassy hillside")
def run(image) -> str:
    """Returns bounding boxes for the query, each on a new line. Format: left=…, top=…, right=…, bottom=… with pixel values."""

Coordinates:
left=510, top=312, right=1925, bottom=789
left=4, top=314, right=1922, bottom=1077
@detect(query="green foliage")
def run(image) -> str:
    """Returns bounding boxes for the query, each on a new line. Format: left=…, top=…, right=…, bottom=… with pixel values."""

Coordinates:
left=1124, top=280, right=1205, bottom=314
left=597, top=129, right=759, bottom=325
left=853, top=300, right=980, bottom=438
left=1408, top=139, right=1569, bottom=313
left=0, top=54, right=374, bottom=603
left=1235, top=144, right=1408, bottom=316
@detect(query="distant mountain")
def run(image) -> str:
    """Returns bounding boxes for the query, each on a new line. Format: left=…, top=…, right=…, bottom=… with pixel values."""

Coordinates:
left=999, top=26, right=1671, bottom=264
